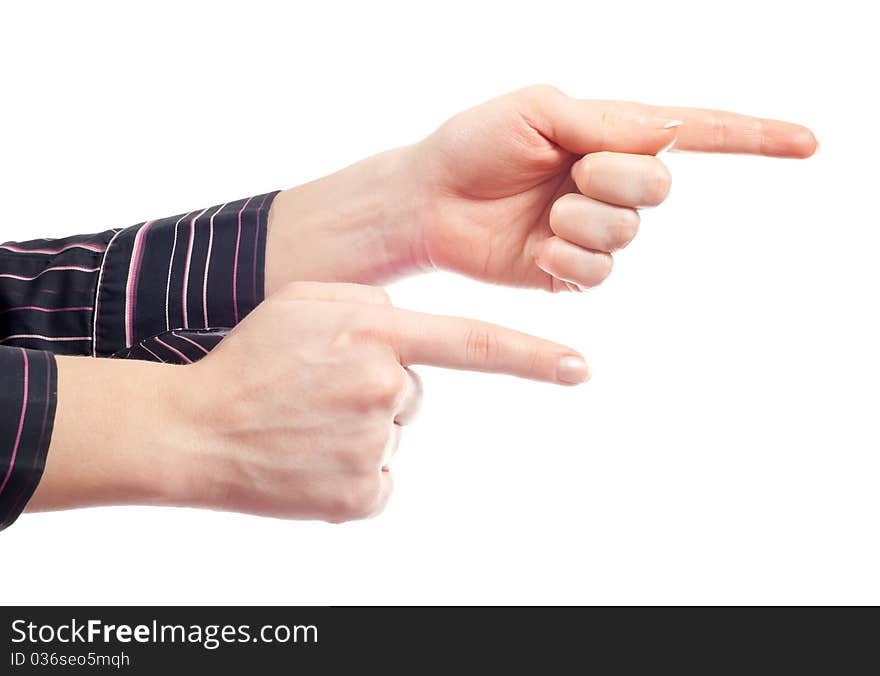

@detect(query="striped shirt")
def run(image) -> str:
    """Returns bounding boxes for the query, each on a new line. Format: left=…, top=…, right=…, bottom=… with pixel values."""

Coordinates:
left=0, top=191, right=278, bottom=530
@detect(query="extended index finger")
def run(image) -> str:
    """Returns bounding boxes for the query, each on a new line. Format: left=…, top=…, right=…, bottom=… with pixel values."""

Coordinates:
left=389, top=308, right=590, bottom=386
left=519, top=88, right=816, bottom=158
left=647, top=102, right=817, bottom=157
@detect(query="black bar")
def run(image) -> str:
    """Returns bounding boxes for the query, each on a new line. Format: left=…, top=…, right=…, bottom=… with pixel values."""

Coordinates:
left=0, top=606, right=874, bottom=673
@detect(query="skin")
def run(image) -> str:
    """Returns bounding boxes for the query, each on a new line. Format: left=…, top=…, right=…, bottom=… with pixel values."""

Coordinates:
left=31, top=282, right=588, bottom=522
left=265, top=85, right=817, bottom=294
left=28, top=86, right=816, bottom=523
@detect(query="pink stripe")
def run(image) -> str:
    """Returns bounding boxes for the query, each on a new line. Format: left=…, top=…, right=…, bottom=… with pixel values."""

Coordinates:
left=140, top=343, right=166, bottom=363
left=0, top=335, right=91, bottom=344
left=154, top=336, right=192, bottom=364
left=3, top=352, right=53, bottom=518
left=173, top=332, right=210, bottom=355
left=203, top=204, right=226, bottom=328
left=252, top=194, right=270, bottom=304
left=182, top=208, right=209, bottom=329
left=0, top=306, right=92, bottom=315
left=232, top=196, right=254, bottom=324
left=165, top=212, right=192, bottom=332
left=124, top=221, right=156, bottom=348
left=0, top=266, right=99, bottom=281
left=1, top=242, right=106, bottom=255
left=0, top=349, right=29, bottom=497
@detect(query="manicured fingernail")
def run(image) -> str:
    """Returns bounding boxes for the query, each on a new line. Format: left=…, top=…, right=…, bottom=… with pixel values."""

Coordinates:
left=634, top=115, right=684, bottom=130
left=557, top=356, right=590, bottom=385
left=535, top=260, right=587, bottom=293
left=658, top=137, right=677, bottom=154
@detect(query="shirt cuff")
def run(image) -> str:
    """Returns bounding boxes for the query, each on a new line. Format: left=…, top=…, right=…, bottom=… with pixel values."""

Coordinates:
left=111, top=328, right=228, bottom=364
left=93, top=192, right=278, bottom=357
left=0, top=346, right=57, bottom=531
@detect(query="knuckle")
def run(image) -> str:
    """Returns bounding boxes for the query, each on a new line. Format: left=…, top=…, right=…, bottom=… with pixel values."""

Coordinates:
left=712, top=115, right=728, bottom=152
left=520, top=83, right=562, bottom=101
left=337, top=445, right=369, bottom=473
left=755, top=119, right=770, bottom=156
left=548, top=193, right=578, bottom=231
left=570, top=156, right=593, bottom=193
left=338, top=424, right=389, bottom=474
left=360, top=365, right=406, bottom=408
left=607, top=209, right=640, bottom=250
left=598, top=111, right=616, bottom=147
left=329, top=478, right=382, bottom=522
left=464, top=324, right=499, bottom=367
left=365, top=423, right=392, bottom=463
left=587, top=253, right=614, bottom=286
left=349, top=305, right=395, bottom=337
left=524, top=346, right=543, bottom=375
left=645, top=162, right=672, bottom=205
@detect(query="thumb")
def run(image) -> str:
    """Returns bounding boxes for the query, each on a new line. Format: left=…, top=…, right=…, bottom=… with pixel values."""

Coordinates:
left=520, top=86, right=681, bottom=156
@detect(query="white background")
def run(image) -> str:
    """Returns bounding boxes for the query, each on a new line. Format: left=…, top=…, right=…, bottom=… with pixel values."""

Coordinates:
left=1, top=1, right=877, bottom=605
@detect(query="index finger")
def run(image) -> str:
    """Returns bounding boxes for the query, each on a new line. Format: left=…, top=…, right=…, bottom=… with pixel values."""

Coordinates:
left=389, top=309, right=590, bottom=386
left=621, top=101, right=818, bottom=157
left=518, top=88, right=816, bottom=158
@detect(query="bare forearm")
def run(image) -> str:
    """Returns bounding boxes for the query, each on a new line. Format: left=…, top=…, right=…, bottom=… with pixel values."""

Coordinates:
left=264, top=146, right=427, bottom=295
left=26, top=357, right=195, bottom=512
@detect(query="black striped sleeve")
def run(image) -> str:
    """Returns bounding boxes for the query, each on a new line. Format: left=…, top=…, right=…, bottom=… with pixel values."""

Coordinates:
left=0, top=191, right=278, bottom=357
left=0, top=346, right=57, bottom=531
left=93, top=192, right=278, bottom=357
left=111, top=328, right=229, bottom=364
left=0, top=232, right=113, bottom=355
left=0, top=191, right=278, bottom=531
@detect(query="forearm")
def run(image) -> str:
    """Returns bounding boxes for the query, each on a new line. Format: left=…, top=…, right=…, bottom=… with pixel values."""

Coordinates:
left=265, top=146, right=427, bottom=295
left=26, top=356, right=196, bottom=512
left=3, top=150, right=424, bottom=354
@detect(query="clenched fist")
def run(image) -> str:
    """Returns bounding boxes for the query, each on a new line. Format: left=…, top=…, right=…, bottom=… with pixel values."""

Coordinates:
left=36, top=281, right=589, bottom=522
left=171, top=281, right=589, bottom=522
left=411, top=85, right=817, bottom=291
left=267, top=85, right=816, bottom=294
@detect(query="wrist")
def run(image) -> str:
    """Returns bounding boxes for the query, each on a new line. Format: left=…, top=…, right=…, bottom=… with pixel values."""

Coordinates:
left=265, top=145, right=430, bottom=293
left=159, top=360, right=238, bottom=512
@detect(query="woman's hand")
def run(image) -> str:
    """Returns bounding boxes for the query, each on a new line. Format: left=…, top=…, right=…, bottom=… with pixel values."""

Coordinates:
left=183, top=281, right=587, bottom=522
left=408, top=85, right=817, bottom=291
left=32, top=282, right=588, bottom=522
left=266, top=85, right=817, bottom=294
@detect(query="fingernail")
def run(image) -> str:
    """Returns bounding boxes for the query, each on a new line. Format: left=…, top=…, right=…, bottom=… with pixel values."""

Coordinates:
left=557, top=356, right=590, bottom=385
left=658, top=137, right=677, bottom=154
left=630, top=114, right=684, bottom=130
left=535, top=259, right=587, bottom=293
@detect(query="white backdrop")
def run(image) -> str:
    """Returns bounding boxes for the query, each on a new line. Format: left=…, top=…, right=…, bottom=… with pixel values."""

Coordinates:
left=1, top=1, right=877, bottom=605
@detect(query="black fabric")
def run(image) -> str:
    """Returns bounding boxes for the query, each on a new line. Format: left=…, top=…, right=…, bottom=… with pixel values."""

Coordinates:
left=0, top=346, right=57, bottom=531
left=0, top=191, right=278, bottom=530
